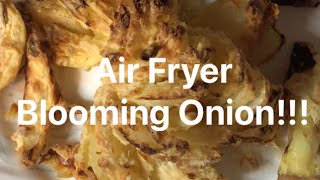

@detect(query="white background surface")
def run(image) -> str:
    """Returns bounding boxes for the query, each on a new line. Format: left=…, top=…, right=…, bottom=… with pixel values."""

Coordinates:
left=0, top=6, right=319, bottom=180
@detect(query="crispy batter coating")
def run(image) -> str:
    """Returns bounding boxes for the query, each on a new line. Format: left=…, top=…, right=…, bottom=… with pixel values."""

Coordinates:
left=26, top=0, right=106, bottom=69
left=26, top=0, right=283, bottom=68
left=11, top=33, right=66, bottom=167
left=16, top=0, right=283, bottom=179
left=0, top=0, right=26, bottom=91
left=179, top=0, right=284, bottom=66
left=279, top=43, right=320, bottom=179
left=60, top=1, right=279, bottom=179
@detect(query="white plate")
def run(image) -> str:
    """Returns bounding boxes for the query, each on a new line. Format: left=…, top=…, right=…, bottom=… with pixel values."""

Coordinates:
left=0, top=5, right=319, bottom=180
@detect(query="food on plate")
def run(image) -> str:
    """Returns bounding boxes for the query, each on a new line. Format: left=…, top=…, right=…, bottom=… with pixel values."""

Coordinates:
left=0, top=0, right=26, bottom=91
left=179, top=0, right=284, bottom=66
left=26, top=0, right=107, bottom=69
left=31, top=1, right=283, bottom=179
left=26, top=0, right=284, bottom=68
left=279, top=42, right=320, bottom=179
left=6, top=0, right=320, bottom=179
left=11, top=32, right=67, bottom=167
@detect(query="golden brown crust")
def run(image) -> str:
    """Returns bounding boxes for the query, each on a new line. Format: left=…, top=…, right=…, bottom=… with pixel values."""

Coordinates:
left=13, top=0, right=283, bottom=179
left=40, top=144, right=97, bottom=180
left=0, top=0, right=26, bottom=91
left=74, top=1, right=279, bottom=179
left=279, top=43, right=320, bottom=178
left=26, top=0, right=102, bottom=69
left=179, top=0, right=283, bottom=66
left=12, top=33, right=65, bottom=167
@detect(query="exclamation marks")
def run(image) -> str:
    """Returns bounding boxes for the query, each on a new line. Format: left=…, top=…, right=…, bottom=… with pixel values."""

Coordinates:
left=289, top=100, right=296, bottom=125
left=301, top=100, right=308, bottom=126
left=277, top=100, right=308, bottom=126
left=278, top=100, right=285, bottom=125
